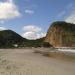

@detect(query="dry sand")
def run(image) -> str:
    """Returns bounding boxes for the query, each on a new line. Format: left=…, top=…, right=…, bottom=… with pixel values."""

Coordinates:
left=0, top=48, right=75, bottom=75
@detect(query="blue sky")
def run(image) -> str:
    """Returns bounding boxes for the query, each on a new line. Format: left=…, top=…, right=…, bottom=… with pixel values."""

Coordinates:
left=0, top=0, right=75, bottom=39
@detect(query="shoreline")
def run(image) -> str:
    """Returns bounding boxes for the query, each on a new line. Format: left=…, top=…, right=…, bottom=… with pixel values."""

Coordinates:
left=33, top=48, right=75, bottom=62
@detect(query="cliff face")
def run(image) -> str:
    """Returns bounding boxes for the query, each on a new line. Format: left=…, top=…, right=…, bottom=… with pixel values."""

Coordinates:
left=45, top=21, right=75, bottom=48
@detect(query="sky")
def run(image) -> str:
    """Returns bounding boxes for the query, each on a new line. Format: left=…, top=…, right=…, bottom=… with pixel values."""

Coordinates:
left=0, top=0, right=75, bottom=39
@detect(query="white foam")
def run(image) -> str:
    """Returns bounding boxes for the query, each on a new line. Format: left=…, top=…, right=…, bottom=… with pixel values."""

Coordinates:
left=57, top=48, right=75, bottom=53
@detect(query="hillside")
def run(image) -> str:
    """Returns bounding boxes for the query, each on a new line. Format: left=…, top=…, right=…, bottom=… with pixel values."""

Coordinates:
left=45, top=21, right=75, bottom=48
left=0, top=30, right=28, bottom=48
left=0, top=30, right=51, bottom=48
left=27, top=37, right=52, bottom=47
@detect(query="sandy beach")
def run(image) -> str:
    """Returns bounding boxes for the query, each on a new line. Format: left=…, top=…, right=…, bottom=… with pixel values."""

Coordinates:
left=0, top=48, right=75, bottom=75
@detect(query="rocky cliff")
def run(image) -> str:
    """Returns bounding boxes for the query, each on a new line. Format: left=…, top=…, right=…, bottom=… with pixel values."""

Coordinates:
left=45, top=21, right=75, bottom=48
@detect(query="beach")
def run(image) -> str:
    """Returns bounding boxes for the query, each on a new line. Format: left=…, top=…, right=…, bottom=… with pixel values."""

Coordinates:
left=0, top=48, right=75, bottom=75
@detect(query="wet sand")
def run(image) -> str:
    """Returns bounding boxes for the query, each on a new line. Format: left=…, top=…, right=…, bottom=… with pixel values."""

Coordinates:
left=0, top=48, right=75, bottom=75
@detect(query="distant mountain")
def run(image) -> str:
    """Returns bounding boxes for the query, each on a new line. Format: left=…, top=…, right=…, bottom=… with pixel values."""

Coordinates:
left=0, top=30, right=28, bottom=48
left=45, top=21, right=75, bottom=48
left=0, top=30, right=51, bottom=48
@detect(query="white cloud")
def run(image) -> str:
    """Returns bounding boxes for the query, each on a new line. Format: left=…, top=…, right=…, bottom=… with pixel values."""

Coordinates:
left=57, top=3, right=75, bottom=24
left=57, top=3, right=75, bottom=23
left=64, top=3, right=75, bottom=24
left=22, top=25, right=46, bottom=40
left=22, top=32, right=46, bottom=40
left=22, top=32, right=38, bottom=40
left=65, top=11, right=75, bottom=24
left=25, top=9, right=34, bottom=14
left=23, top=25, right=41, bottom=32
left=0, top=0, right=21, bottom=20
left=0, top=27, right=7, bottom=31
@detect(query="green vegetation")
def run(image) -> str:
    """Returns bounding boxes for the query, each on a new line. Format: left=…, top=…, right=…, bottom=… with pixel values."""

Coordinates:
left=51, top=21, right=75, bottom=32
left=0, top=30, right=27, bottom=48
left=0, top=30, right=52, bottom=48
left=26, top=38, right=52, bottom=47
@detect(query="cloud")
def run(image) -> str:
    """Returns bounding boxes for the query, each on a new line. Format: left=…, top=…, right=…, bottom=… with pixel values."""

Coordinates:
left=25, top=9, right=34, bottom=15
left=64, top=3, right=75, bottom=24
left=0, top=0, right=21, bottom=20
left=23, top=25, right=41, bottom=32
left=57, top=3, right=75, bottom=24
left=57, top=3, right=75, bottom=20
left=22, top=32, right=46, bottom=40
left=0, top=27, right=7, bottom=31
left=65, top=11, right=75, bottom=24
left=22, top=25, right=46, bottom=40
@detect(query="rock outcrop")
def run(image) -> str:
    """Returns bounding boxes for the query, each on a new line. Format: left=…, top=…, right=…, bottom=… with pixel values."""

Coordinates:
left=45, top=21, right=75, bottom=48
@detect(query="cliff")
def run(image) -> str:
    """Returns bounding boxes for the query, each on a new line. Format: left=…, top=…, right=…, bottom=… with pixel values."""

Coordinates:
left=45, top=21, right=75, bottom=48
